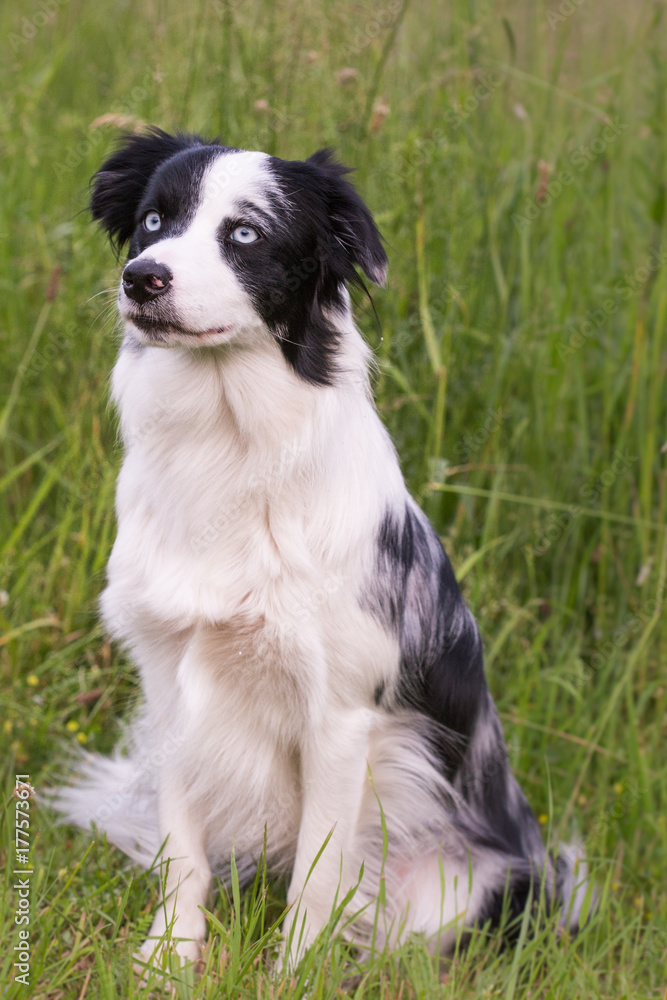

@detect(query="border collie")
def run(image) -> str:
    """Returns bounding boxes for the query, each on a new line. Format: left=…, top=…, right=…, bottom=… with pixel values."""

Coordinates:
left=50, top=129, right=589, bottom=970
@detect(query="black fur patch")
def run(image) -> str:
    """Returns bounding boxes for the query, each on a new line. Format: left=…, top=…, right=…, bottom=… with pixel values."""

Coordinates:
left=367, top=501, right=545, bottom=860
left=373, top=680, right=386, bottom=706
left=218, top=149, right=386, bottom=386
left=457, top=710, right=545, bottom=859
left=371, top=502, right=486, bottom=756
left=90, top=128, right=230, bottom=255
left=476, top=869, right=538, bottom=944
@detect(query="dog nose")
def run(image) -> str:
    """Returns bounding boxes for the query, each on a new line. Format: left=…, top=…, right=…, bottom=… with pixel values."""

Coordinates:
left=122, top=260, right=173, bottom=304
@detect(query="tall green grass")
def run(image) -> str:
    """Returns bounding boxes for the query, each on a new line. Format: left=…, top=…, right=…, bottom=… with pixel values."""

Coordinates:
left=1, top=0, right=665, bottom=996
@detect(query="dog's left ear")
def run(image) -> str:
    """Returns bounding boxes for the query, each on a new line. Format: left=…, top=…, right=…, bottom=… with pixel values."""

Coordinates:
left=306, top=149, right=388, bottom=287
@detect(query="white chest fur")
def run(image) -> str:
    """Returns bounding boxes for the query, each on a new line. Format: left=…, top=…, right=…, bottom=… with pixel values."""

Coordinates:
left=101, top=325, right=404, bottom=736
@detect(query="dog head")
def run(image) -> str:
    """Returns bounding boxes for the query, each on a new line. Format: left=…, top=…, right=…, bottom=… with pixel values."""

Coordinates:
left=91, top=128, right=387, bottom=384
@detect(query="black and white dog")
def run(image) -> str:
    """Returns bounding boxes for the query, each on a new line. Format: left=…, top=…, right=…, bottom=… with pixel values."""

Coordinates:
left=52, top=129, right=589, bottom=969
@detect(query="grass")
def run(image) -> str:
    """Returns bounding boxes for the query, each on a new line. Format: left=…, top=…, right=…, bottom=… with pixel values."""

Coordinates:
left=1, top=0, right=666, bottom=995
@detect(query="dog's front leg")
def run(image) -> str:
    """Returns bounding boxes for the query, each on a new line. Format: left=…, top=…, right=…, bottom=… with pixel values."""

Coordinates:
left=138, top=764, right=211, bottom=970
left=282, top=707, right=374, bottom=966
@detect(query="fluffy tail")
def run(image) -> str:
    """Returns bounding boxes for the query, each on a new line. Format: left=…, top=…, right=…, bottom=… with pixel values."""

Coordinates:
left=42, top=748, right=162, bottom=869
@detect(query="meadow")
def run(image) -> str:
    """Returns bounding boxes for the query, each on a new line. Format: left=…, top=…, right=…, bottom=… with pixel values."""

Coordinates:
left=0, top=0, right=665, bottom=996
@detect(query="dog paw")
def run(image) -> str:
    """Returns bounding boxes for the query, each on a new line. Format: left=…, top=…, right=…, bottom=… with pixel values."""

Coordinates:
left=276, top=909, right=321, bottom=974
left=133, top=933, right=204, bottom=990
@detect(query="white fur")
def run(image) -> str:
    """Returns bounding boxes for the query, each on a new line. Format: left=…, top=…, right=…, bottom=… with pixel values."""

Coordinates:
left=104, top=303, right=417, bottom=962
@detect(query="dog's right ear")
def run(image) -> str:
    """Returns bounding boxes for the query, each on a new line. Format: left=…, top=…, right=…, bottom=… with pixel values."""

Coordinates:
left=90, top=128, right=213, bottom=252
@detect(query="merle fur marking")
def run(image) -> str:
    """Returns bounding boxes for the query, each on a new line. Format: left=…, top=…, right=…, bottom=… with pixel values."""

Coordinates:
left=370, top=501, right=548, bottom=897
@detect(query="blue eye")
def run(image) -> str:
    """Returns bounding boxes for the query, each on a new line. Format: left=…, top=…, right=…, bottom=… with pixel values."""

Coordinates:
left=143, top=211, right=162, bottom=232
left=230, top=225, right=260, bottom=244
